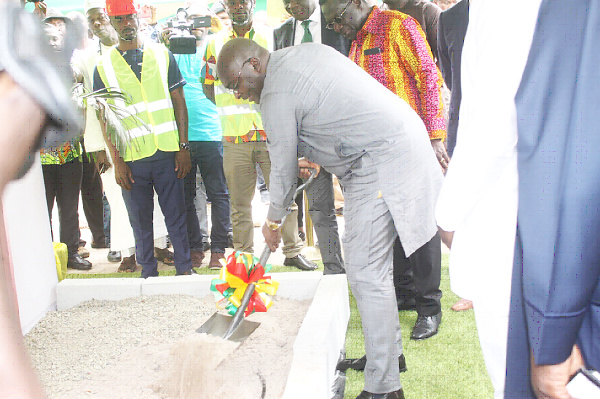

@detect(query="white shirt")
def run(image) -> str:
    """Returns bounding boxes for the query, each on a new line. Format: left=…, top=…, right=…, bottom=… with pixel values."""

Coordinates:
left=293, top=7, right=322, bottom=45
left=435, top=0, right=542, bottom=302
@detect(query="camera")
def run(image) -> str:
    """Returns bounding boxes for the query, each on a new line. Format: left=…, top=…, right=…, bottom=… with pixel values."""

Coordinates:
left=165, top=8, right=211, bottom=54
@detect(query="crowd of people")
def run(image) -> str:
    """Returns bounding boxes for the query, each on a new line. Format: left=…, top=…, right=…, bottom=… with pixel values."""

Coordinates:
left=0, top=0, right=598, bottom=398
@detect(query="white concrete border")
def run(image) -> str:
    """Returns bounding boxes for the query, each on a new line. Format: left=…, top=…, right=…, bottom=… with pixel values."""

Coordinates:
left=55, top=271, right=350, bottom=398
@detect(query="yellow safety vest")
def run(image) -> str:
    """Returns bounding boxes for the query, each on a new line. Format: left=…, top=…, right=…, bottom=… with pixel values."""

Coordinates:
left=205, top=28, right=271, bottom=137
left=97, top=42, right=179, bottom=161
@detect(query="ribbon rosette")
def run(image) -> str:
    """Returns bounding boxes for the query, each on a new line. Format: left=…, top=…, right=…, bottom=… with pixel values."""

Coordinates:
left=210, top=251, right=279, bottom=316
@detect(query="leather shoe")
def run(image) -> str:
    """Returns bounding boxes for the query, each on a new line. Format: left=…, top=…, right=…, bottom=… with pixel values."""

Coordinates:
left=397, top=298, right=416, bottom=311
left=117, top=255, right=136, bottom=272
left=91, top=239, right=108, bottom=249
left=191, top=250, right=205, bottom=268
left=77, top=246, right=90, bottom=258
left=355, top=389, right=404, bottom=399
left=283, top=254, right=318, bottom=271
left=337, top=354, right=407, bottom=373
left=411, top=312, right=442, bottom=340
left=107, top=251, right=121, bottom=262
left=209, top=252, right=225, bottom=270
left=67, top=254, right=92, bottom=270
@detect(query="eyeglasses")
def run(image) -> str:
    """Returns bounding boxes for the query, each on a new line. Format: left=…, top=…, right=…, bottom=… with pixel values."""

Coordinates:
left=229, top=58, right=252, bottom=96
left=326, top=0, right=352, bottom=30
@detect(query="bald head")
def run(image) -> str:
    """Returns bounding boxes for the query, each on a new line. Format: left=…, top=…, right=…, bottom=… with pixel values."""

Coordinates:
left=217, top=38, right=270, bottom=103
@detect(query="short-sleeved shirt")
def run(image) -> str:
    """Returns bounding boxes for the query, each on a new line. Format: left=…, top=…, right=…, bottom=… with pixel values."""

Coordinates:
left=93, top=43, right=186, bottom=162
left=93, top=44, right=186, bottom=92
left=201, top=27, right=272, bottom=143
left=174, top=42, right=222, bottom=142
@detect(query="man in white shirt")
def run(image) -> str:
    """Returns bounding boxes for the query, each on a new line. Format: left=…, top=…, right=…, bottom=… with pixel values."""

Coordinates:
left=435, top=0, right=542, bottom=397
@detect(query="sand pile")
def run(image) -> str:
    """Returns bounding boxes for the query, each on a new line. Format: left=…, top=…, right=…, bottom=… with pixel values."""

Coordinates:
left=25, top=294, right=311, bottom=399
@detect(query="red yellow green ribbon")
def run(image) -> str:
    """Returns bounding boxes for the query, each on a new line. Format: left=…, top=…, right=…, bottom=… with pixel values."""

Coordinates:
left=210, top=251, right=279, bottom=316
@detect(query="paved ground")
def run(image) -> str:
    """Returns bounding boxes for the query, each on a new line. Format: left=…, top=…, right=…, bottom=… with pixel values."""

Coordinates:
left=63, top=187, right=449, bottom=276
left=67, top=188, right=334, bottom=275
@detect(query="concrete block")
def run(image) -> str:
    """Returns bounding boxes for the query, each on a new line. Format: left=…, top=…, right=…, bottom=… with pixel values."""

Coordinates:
left=273, top=271, right=322, bottom=300
left=141, top=274, right=214, bottom=298
left=283, top=274, right=350, bottom=399
left=56, top=278, right=142, bottom=310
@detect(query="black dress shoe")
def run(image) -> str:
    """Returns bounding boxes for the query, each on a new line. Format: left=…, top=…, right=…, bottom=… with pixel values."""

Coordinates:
left=411, top=312, right=442, bottom=340
left=355, top=388, right=404, bottom=399
left=283, top=254, right=318, bottom=271
left=397, top=297, right=417, bottom=311
left=107, top=251, right=122, bottom=262
left=91, top=239, right=108, bottom=249
left=337, top=354, right=407, bottom=373
left=67, top=254, right=92, bottom=271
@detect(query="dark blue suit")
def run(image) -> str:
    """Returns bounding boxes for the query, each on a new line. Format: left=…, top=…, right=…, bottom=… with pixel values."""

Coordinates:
left=506, top=0, right=600, bottom=396
left=437, top=0, right=468, bottom=157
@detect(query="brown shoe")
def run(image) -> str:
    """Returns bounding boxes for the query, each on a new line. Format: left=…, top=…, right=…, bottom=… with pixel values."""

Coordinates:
left=78, top=246, right=90, bottom=258
left=118, top=254, right=137, bottom=273
left=209, top=252, right=225, bottom=270
left=155, top=247, right=174, bottom=265
left=191, top=250, right=205, bottom=268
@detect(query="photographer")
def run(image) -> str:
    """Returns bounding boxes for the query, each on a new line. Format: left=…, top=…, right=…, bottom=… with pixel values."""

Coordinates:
left=162, top=3, right=231, bottom=270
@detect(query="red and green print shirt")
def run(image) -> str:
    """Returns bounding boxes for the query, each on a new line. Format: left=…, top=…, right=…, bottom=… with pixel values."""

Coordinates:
left=349, top=7, right=446, bottom=140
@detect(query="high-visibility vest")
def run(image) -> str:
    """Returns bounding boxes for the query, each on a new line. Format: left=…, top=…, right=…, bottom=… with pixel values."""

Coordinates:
left=207, top=28, right=271, bottom=137
left=97, top=42, right=179, bottom=161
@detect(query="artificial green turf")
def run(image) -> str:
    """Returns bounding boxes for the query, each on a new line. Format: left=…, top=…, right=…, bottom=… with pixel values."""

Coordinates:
left=343, top=254, right=494, bottom=399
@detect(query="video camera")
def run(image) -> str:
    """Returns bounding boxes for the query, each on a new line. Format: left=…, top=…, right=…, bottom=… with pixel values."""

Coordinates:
left=165, top=8, right=211, bottom=54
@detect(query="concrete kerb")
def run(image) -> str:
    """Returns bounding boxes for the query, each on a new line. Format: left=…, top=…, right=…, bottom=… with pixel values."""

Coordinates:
left=55, top=271, right=350, bottom=398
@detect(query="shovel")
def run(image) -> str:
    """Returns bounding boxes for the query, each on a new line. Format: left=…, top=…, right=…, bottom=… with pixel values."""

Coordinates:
left=196, top=169, right=318, bottom=342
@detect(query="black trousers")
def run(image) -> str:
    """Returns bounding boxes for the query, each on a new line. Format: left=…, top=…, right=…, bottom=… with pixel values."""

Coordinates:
left=81, top=150, right=106, bottom=245
left=393, top=232, right=442, bottom=316
left=42, top=160, right=82, bottom=256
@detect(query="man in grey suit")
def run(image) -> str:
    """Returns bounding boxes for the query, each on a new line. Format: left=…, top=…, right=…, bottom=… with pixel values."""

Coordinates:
left=273, top=0, right=350, bottom=275
left=217, top=38, right=442, bottom=399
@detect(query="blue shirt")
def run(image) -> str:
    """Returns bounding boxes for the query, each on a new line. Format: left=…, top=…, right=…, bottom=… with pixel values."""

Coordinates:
left=174, top=43, right=222, bottom=142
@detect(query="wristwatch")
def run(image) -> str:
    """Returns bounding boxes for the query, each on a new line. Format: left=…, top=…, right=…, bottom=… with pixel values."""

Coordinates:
left=179, top=142, right=190, bottom=151
left=265, top=218, right=282, bottom=231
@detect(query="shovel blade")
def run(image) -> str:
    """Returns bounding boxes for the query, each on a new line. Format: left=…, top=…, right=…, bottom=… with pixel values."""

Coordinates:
left=196, top=312, right=260, bottom=343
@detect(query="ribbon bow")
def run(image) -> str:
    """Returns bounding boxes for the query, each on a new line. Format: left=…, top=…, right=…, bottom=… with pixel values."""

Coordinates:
left=210, top=251, right=279, bottom=316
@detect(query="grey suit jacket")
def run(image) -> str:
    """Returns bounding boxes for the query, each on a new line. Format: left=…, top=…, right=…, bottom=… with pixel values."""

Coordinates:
left=437, top=0, right=468, bottom=157
left=261, top=44, right=442, bottom=256
left=273, top=13, right=350, bottom=55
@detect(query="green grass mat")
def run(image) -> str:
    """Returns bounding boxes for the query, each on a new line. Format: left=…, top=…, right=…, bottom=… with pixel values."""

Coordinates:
left=343, top=254, right=494, bottom=399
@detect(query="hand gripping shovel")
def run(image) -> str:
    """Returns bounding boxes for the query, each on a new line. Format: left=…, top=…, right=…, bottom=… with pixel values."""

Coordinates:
left=196, top=169, right=317, bottom=342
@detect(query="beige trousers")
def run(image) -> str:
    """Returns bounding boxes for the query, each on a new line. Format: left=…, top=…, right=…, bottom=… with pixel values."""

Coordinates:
left=223, top=141, right=302, bottom=257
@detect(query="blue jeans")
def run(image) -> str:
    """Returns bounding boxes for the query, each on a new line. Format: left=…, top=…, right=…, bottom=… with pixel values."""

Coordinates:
left=184, top=141, right=230, bottom=253
left=122, top=153, right=192, bottom=277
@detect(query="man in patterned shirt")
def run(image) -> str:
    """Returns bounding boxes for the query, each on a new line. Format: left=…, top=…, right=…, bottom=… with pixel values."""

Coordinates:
left=321, top=0, right=447, bottom=342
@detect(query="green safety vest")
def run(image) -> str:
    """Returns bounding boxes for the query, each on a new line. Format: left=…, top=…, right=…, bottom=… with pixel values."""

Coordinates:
left=97, top=42, right=179, bottom=161
left=208, top=29, right=271, bottom=137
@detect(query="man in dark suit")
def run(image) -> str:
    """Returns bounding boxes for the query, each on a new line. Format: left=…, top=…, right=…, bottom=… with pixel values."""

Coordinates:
left=273, top=0, right=350, bottom=275
left=437, top=0, right=467, bottom=158
left=506, top=0, right=600, bottom=397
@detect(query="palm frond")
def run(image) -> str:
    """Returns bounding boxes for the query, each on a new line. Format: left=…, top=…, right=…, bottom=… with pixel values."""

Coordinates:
left=82, top=87, right=151, bottom=156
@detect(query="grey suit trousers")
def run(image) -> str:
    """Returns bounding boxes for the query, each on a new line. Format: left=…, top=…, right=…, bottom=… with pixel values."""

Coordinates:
left=304, top=169, right=345, bottom=274
left=342, top=157, right=403, bottom=394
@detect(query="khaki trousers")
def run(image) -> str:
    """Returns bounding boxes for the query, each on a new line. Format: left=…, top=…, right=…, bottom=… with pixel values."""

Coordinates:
left=223, top=141, right=302, bottom=257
